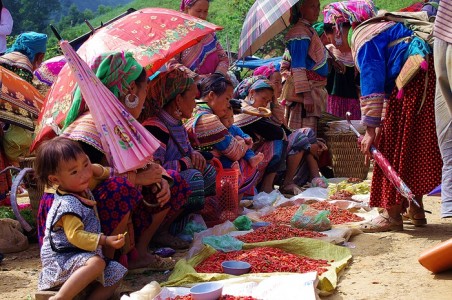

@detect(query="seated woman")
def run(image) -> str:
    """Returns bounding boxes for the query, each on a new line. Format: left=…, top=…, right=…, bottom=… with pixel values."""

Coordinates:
left=37, top=52, right=187, bottom=271
left=233, top=76, right=328, bottom=194
left=142, top=68, right=216, bottom=225
left=185, top=73, right=260, bottom=195
left=254, top=63, right=329, bottom=191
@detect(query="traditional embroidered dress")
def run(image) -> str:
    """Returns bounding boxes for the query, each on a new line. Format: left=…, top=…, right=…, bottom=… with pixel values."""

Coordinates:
left=325, top=44, right=360, bottom=119
left=143, top=110, right=216, bottom=211
left=283, top=19, right=328, bottom=131
left=38, top=192, right=127, bottom=290
left=351, top=21, right=442, bottom=208
left=0, top=52, right=34, bottom=83
left=166, top=33, right=229, bottom=77
left=185, top=105, right=260, bottom=194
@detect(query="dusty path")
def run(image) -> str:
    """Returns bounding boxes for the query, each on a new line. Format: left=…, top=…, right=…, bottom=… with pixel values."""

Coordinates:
left=1, top=196, right=452, bottom=299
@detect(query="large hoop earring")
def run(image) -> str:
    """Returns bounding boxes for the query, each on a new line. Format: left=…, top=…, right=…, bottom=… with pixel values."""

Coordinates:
left=125, top=94, right=139, bottom=109
left=175, top=107, right=182, bottom=117
left=249, top=97, right=255, bottom=105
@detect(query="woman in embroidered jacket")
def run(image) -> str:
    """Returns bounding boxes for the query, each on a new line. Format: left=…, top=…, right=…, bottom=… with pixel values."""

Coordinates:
left=324, top=0, right=441, bottom=232
left=282, top=0, right=328, bottom=133
left=143, top=68, right=216, bottom=218
left=166, top=0, right=229, bottom=80
left=184, top=73, right=260, bottom=195
left=37, top=52, right=185, bottom=271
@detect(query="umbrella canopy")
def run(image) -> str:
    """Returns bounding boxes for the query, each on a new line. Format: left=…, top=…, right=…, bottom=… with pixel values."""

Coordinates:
left=0, top=66, right=44, bottom=130
left=238, top=0, right=299, bottom=59
left=57, top=39, right=161, bottom=173
left=31, top=7, right=222, bottom=151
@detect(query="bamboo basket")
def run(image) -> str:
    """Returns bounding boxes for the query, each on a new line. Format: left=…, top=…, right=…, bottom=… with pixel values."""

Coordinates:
left=324, top=131, right=370, bottom=179
left=18, top=156, right=44, bottom=221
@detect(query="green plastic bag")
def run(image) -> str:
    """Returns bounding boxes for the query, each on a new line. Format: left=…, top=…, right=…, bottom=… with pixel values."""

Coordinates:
left=202, top=234, right=244, bottom=252
left=233, top=215, right=252, bottom=231
left=290, top=204, right=331, bottom=231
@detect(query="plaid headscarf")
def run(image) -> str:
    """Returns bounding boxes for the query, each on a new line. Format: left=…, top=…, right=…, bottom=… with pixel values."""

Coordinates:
left=64, top=51, right=143, bottom=129
left=323, top=0, right=377, bottom=26
left=7, top=32, right=48, bottom=62
left=253, top=63, right=280, bottom=79
left=233, top=76, right=273, bottom=100
left=147, top=68, right=194, bottom=114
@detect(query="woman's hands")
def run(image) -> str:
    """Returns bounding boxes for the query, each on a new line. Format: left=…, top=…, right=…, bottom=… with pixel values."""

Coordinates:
left=155, top=179, right=171, bottom=207
left=135, top=162, right=163, bottom=186
left=191, top=151, right=206, bottom=171
left=360, top=127, right=377, bottom=165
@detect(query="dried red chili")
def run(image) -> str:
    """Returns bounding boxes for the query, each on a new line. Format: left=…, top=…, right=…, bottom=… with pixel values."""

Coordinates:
left=236, top=224, right=326, bottom=243
left=195, top=247, right=330, bottom=275
left=260, top=205, right=300, bottom=224
left=310, top=202, right=364, bottom=224
left=170, top=295, right=257, bottom=300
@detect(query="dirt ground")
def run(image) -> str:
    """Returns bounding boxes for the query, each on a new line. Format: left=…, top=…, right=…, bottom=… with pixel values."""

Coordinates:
left=1, top=196, right=452, bottom=300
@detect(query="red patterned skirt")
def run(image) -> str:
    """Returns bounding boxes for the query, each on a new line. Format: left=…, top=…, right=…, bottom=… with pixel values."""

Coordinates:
left=369, top=56, right=442, bottom=208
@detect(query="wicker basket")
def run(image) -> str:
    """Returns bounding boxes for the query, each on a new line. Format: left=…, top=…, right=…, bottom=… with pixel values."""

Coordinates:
left=324, top=131, right=370, bottom=179
left=18, top=156, right=44, bottom=221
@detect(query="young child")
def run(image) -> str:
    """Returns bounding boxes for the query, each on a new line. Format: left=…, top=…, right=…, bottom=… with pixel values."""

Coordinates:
left=217, top=107, right=264, bottom=169
left=36, top=137, right=127, bottom=300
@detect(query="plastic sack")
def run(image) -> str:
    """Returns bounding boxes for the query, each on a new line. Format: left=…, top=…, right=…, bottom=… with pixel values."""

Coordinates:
left=253, top=190, right=281, bottom=209
left=2, top=125, right=32, bottom=163
left=182, top=220, right=208, bottom=237
left=233, top=215, right=252, bottom=231
left=202, top=234, right=244, bottom=252
left=290, top=204, right=331, bottom=232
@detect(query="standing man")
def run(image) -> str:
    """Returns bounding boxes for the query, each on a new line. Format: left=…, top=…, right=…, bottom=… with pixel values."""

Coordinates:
left=434, top=0, right=452, bottom=218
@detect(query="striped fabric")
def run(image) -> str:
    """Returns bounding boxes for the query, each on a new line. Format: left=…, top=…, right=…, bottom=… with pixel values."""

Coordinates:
left=323, top=0, right=377, bottom=25
left=238, top=0, right=299, bottom=58
left=434, top=0, right=452, bottom=43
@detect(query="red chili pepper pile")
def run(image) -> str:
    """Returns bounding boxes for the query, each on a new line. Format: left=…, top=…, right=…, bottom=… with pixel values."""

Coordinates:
left=170, top=295, right=257, bottom=300
left=236, top=224, right=326, bottom=243
left=310, top=202, right=364, bottom=224
left=260, top=205, right=300, bottom=224
left=195, top=247, right=330, bottom=275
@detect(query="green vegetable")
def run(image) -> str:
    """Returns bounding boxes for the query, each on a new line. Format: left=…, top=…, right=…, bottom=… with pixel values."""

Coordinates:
left=0, top=206, right=36, bottom=227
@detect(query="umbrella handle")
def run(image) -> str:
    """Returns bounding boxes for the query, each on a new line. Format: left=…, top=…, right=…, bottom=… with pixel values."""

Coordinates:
left=345, top=112, right=362, bottom=138
left=50, top=24, right=63, bottom=41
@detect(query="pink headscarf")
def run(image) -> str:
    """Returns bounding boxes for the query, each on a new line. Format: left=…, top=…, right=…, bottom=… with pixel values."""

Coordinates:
left=181, top=0, right=207, bottom=12
left=253, top=63, right=279, bottom=79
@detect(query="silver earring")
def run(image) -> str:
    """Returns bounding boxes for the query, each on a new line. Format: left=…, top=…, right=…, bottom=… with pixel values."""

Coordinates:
left=175, top=107, right=182, bottom=117
left=125, top=94, right=139, bottom=109
left=249, top=97, right=255, bottom=105
left=334, top=34, right=343, bottom=46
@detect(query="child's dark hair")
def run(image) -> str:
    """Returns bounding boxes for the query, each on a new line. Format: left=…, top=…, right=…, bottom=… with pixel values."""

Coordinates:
left=35, top=137, right=86, bottom=186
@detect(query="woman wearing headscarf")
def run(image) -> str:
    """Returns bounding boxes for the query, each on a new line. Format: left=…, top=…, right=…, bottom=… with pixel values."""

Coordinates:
left=143, top=68, right=216, bottom=225
left=37, top=52, right=185, bottom=271
left=233, top=76, right=326, bottom=194
left=324, top=0, right=441, bottom=231
left=184, top=73, right=260, bottom=196
left=166, top=0, right=229, bottom=80
left=0, top=31, right=47, bottom=83
left=282, top=0, right=328, bottom=133
left=0, top=32, right=48, bottom=204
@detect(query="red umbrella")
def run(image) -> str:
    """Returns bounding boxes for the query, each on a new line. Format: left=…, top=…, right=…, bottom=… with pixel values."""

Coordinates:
left=346, top=112, right=420, bottom=208
left=31, top=7, right=223, bottom=151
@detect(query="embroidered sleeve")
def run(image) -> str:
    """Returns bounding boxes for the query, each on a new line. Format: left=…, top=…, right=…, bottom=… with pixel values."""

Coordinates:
left=213, top=134, right=247, bottom=161
left=214, top=38, right=230, bottom=76
left=287, top=39, right=311, bottom=94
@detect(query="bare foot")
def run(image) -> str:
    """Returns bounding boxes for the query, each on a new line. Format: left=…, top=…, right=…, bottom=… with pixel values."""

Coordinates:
left=127, top=252, right=157, bottom=270
left=249, top=152, right=264, bottom=168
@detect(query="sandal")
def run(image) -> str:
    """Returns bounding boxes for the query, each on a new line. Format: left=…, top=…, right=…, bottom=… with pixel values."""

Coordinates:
left=360, top=214, right=403, bottom=233
left=128, top=255, right=176, bottom=273
left=152, top=231, right=191, bottom=250
left=402, top=208, right=429, bottom=226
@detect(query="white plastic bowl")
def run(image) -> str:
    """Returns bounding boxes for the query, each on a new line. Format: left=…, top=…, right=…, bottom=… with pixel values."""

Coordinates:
left=221, top=260, right=251, bottom=275
left=190, top=282, right=223, bottom=300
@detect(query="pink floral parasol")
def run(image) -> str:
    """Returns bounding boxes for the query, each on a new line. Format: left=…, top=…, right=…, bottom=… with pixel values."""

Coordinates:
left=56, top=34, right=160, bottom=173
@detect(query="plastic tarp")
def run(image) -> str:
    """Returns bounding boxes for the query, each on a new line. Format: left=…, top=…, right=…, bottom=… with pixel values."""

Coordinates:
left=235, top=56, right=282, bottom=70
left=163, top=238, right=352, bottom=295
